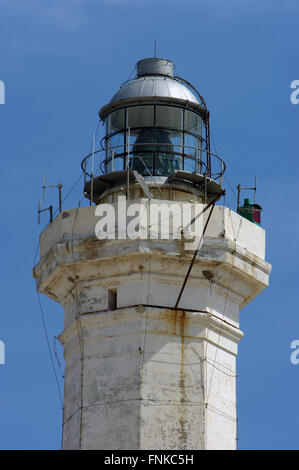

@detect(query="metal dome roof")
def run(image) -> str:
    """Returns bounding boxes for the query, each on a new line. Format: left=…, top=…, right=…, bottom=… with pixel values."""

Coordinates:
left=99, top=58, right=207, bottom=120
left=110, top=75, right=199, bottom=104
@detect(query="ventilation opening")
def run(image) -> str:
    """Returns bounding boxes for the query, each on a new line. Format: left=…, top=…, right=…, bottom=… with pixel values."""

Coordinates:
left=108, top=289, right=117, bottom=310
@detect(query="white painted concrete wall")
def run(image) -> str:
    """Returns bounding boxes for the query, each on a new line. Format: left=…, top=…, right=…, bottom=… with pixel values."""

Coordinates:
left=39, top=201, right=266, bottom=261
left=34, top=198, right=271, bottom=450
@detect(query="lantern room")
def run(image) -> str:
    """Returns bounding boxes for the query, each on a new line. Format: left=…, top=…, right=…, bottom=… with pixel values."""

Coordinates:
left=82, top=57, right=225, bottom=203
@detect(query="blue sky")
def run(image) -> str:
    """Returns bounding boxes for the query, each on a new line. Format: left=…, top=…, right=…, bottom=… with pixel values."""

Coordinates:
left=0, top=0, right=298, bottom=450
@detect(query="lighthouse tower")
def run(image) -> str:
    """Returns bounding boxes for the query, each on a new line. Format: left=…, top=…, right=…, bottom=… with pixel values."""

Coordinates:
left=34, top=58, right=271, bottom=450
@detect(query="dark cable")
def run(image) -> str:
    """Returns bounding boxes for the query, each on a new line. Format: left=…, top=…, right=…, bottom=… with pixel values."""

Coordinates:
left=36, top=290, right=64, bottom=408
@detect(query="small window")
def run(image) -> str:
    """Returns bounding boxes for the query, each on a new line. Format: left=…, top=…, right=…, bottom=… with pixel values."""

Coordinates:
left=108, top=289, right=117, bottom=310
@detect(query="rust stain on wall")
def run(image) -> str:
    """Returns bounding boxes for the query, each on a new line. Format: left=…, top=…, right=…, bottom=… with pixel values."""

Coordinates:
left=173, top=309, right=187, bottom=449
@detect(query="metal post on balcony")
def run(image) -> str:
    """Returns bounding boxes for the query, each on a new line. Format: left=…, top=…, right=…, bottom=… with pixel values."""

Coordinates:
left=127, top=126, right=130, bottom=169
left=58, top=184, right=62, bottom=213
left=127, top=127, right=130, bottom=200
left=84, top=158, right=86, bottom=188
left=220, top=159, right=223, bottom=187
left=90, top=133, right=95, bottom=206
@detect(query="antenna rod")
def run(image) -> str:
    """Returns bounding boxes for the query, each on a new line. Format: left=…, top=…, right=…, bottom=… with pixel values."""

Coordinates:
left=43, top=175, right=46, bottom=200
left=254, top=176, right=257, bottom=202
left=154, top=39, right=157, bottom=58
left=38, top=199, right=41, bottom=224
left=58, top=184, right=62, bottom=213
left=237, top=184, right=241, bottom=212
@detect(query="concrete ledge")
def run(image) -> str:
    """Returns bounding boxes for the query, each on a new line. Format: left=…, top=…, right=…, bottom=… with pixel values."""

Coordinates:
left=37, top=202, right=267, bottom=262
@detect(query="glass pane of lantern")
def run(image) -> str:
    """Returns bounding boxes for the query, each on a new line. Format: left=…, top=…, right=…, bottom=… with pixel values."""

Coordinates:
left=153, top=155, right=181, bottom=176
left=130, top=127, right=183, bottom=176
left=108, top=109, right=125, bottom=133
left=169, top=133, right=183, bottom=155
left=130, top=128, right=153, bottom=175
left=156, top=106, right=183, bottom=131
left=153, top=130, right=181, bottom=176
left=108, top=132, right=124, bottom=152
left=131, top=152, right=154, bottom=175
left=184, top=157, right=196, bottom=172
left=127, top=133, right=137, bottom=169
left=127, top=133, right=137, bottom=157
left=127, top=105, right=154, bottom=128
left=184, top=134, right=199, bottom=172
left=110, top=156, right=124, bottom=172
left=184, top=157, right=196, bottom=173
left=184, top=133, right=201, bottom=156
left=106, top=132, right=124, bottom=172
left=184, top=110, right=202, bottom=136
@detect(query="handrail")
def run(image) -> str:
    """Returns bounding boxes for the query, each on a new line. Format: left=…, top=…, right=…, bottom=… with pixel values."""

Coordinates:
left=81, top=143, right=226, bottom=183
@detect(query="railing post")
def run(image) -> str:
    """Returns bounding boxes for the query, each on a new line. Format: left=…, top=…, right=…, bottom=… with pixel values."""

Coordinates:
left=220, top=159, right=223, bottom=187
left=127, top=127, right=130, bottom=169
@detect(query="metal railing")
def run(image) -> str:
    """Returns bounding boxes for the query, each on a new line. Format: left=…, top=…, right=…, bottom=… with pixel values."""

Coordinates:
left=81, top=142, right=226, bottom=186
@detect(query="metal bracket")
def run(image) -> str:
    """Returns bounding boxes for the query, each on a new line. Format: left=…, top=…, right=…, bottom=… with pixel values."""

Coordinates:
left=37, top=199, right=53, bottom=225
left=237, top=176, right=257, bottom=211
left=132, top=170, right=153, bottom=199
left=43, top=175, right=63, bottom=213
